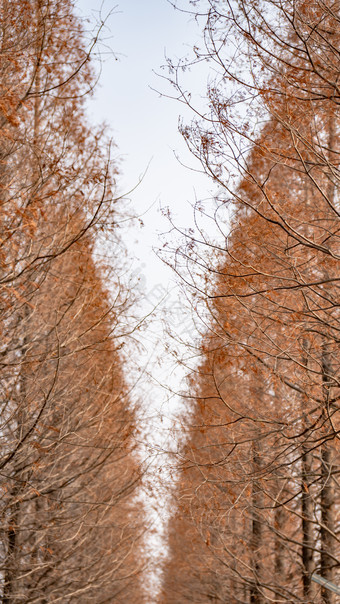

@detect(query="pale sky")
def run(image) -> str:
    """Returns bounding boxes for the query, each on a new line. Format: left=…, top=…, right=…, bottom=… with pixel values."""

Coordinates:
left=76, top=0, right=214, bottom=291
left=75, top=0, right=216, bottom=422
left=75, top=2, right=215, bottom=597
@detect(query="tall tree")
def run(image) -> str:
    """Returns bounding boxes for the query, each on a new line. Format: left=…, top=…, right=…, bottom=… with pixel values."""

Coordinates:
left=0, top=1, right=145, bottom=601
left=161, top=0, right=340, bottom=602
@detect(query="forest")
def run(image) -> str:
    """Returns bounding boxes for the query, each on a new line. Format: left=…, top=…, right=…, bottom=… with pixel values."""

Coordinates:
left=0, top=0, right=339, bottom=603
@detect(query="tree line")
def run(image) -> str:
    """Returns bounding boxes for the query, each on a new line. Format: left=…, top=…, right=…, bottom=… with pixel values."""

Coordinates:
left=0, top=1, right=144, bottom=601
left=160, top=1, right=340, bottom=603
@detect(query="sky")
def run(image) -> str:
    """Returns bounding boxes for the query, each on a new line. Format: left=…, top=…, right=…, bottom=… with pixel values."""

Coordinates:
left=75, top=0, right=218, bottom=438
left=76, top=0, right=214, bottom=291
left=75, top=1, right=215, bottom=596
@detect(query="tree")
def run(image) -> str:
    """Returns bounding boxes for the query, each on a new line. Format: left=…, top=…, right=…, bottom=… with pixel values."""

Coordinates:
left=161, top=1, right=340, bottom=602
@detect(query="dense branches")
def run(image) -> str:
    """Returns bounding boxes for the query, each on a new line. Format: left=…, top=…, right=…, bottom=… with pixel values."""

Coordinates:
left=161, top=1, right=340, bottom=602
left=0, top=1, right=144, bottom=601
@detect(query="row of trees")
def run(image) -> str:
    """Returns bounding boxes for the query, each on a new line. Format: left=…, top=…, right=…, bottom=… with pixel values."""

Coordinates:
left=161, top=1, right=340, bottom=602
left=0, top=1, right=144, bottom=601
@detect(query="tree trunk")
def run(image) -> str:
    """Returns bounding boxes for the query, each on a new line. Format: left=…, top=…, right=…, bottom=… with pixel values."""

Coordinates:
left=319, top=346, right=335, bottom=604
left=301, top=443, right=314, bottom=601
left=274, top=502, right=284, bottom=579
left=320, top=442, right=334, bottom=604
left=250, top=439, right=263, bottom=604
left=300, top=339, right=315, bottom=601
left=3, top=498, right=20, bottom=603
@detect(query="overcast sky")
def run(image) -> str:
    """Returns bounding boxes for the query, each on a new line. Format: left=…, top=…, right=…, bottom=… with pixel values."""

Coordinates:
left=74, top=2, right=215, bottom=594
left=76, top=0, right=213, bottom=290
left=75, top=0, right=217, bottom=417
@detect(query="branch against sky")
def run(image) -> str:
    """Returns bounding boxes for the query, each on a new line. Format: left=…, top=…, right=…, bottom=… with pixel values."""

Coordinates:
left=160, top=1, right=340, bottom=602
left=0, top=2, right=146, bottom=601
